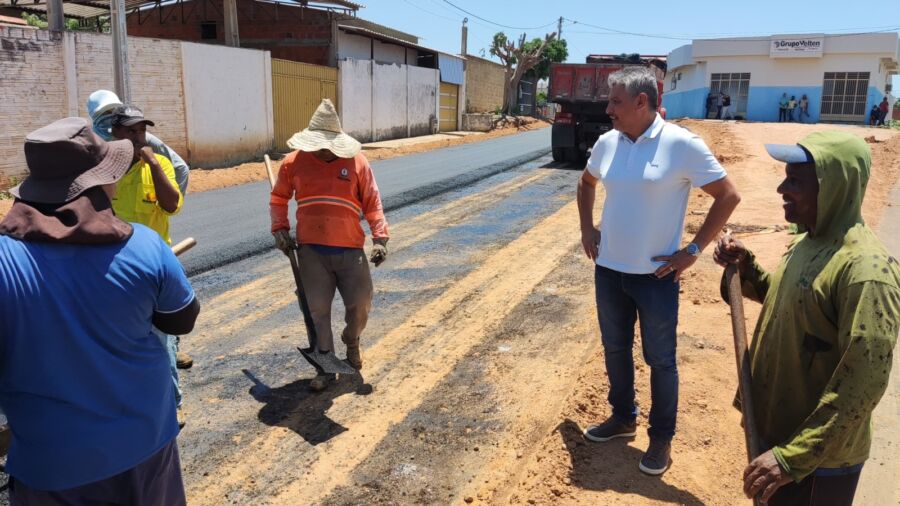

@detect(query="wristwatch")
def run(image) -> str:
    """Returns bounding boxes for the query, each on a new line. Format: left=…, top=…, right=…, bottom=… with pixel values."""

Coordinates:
left=685, top=242, right=701, bottom=256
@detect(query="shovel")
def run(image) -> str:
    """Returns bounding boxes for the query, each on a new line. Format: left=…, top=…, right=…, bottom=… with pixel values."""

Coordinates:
left=264, top=155, right=357, bottom=376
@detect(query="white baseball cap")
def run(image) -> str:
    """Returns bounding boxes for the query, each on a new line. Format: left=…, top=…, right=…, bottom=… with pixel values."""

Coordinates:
left=86, top=89, right=124, bottom=120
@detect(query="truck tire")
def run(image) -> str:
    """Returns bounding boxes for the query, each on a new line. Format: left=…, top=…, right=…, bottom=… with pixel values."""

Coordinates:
left=564, top=147, right=585, bottom=168
left=552, top=147, right=565, bottom=162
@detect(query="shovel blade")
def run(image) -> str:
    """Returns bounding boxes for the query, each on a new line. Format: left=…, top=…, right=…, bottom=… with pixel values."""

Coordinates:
left=297, top=347, right=359, bottom=376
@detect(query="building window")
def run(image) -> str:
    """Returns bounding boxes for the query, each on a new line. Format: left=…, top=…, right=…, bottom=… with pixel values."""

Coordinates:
left=710, top=73, right=750, bottom=118
left=671, top=74, right=677, bottom=91
left=821, top=72, right=870, bottom=121
left=201, top=22, right=217, bottom=40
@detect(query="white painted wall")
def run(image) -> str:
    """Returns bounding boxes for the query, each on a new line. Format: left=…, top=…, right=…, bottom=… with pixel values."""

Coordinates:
left=181, top=42, right=273, bottom=166
left=339, top=59, right=439, bottom=142
left=339, top=59, right=374, bottom=142
left=373, top=62, right=408, bottom=140
left=409, top=65, right=439, bottom=136
left=337, top=32, right=371, bottom=61
left=373, top=39, right=406, bottom=65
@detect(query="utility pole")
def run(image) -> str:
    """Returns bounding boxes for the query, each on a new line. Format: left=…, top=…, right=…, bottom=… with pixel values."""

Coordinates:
left=460, top=17, right=468, bottom=56
left=558, top=16, right=563, bottom=39
left=46, top=0, right=65, bottom=31
left=111, top=0, right=131, bottom=102
left=223, top=0, right=240, bottom=47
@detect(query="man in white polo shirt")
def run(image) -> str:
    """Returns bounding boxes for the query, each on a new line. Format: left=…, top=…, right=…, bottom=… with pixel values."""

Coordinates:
left=576, top=66, right=741, bottom=475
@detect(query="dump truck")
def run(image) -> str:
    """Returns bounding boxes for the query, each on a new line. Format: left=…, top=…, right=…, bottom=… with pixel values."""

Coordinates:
left=549, top=55, right=667, bottom=164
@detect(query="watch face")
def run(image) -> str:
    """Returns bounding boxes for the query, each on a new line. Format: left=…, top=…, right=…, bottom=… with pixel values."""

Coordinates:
left=687, top=243, right=700, bottom=255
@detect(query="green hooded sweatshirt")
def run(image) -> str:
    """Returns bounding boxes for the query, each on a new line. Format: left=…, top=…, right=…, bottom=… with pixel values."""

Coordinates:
left=729, top=131, right=900, bottom=482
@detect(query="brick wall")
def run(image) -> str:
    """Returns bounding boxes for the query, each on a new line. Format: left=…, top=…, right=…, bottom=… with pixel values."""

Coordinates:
left=465, top=55, right=506, bottom=113
left=0, top=26, right=66, bottom=188
left=73, top=33, right=188, bottom=156
left=127, top=0, right=334, bottom=66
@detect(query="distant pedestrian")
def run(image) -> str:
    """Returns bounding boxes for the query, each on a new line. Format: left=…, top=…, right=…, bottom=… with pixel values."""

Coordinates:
left=577, top=66, right=740, bottom=476
left=715, top=90, right=725, bottom=119
left=721, top=92, right=732, bottom=120
left=779, top=93, right=789, bottom=122
left=869, top=105, right=881, bottom=126
left=0, top=117, right=199, bottom=505
left=715, top=132, right=900, bottom=506
left=705, top=92, right=715, bottom=119
left=878, top=97, right=890, bottom=126
left=788, top=96, right=797, bottom=122
left=797, top=94, right=810, bottom=122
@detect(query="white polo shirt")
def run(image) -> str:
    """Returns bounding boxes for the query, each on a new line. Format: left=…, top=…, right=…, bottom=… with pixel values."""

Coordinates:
left=586, top=114, right=726, bottom=274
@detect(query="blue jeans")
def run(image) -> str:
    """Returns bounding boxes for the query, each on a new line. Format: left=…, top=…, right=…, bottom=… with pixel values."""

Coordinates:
left=594, top=265, right=680, bottom=441
left=153, top=327, right=182, bottom=407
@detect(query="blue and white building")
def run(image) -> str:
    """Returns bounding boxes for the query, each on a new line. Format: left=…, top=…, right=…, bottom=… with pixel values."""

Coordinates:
left=663, top=32, right=899, bottom=123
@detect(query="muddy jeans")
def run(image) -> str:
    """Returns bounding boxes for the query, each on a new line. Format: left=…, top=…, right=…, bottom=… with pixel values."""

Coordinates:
left=298, top=245, right=373, bottom=354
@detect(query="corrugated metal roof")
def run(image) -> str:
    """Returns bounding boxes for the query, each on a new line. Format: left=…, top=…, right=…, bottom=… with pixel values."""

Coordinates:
left=0, top=0, right=362, bottom=20
left=438, top=53, right=464, bottom=85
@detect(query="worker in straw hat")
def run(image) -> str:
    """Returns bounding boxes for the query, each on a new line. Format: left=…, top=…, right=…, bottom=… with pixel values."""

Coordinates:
left=269, top=99, right=389, bottom=392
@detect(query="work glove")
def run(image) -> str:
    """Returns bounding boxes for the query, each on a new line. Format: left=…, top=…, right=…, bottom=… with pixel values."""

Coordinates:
left=370, top=237, right=388, bottom=267
left=273, top=229, right=294, bottom=255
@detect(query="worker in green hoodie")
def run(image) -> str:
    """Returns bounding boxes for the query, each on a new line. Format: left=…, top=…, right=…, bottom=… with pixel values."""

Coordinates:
left=714, top=131, right=900, bottom=506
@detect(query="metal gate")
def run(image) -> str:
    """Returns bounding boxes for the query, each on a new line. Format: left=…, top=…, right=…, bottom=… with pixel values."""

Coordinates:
left=820, top=72, right=870, bottom=122
left=709, top=73, right=750, bottom=118
left=272, top=59, right=338, bottom=148
left=439, top=82, right=459, bottom=132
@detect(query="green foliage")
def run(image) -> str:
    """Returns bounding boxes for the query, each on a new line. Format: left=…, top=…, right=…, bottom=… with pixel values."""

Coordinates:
left=21, top=12, right=47, bottom=28
left=537, top=91, right=548, bottom=105
left=524, top=38, right=567, bottom=80
left=490, top=32, right=513, bottom=64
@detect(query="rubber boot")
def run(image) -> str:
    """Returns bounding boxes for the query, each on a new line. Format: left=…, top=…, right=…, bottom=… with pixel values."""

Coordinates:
left=341, top=329, right=363, bottom=370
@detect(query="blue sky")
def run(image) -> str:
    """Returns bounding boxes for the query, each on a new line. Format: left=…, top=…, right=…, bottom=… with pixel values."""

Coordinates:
left=359, top=0, right=900, bottom=89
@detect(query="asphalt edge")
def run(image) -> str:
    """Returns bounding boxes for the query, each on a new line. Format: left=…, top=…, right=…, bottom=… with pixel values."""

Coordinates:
left=184, top=147, right=551, bottom=277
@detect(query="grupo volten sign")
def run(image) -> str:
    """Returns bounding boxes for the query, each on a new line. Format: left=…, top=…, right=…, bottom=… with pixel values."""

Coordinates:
left=770, top=36, right=824, bottom=58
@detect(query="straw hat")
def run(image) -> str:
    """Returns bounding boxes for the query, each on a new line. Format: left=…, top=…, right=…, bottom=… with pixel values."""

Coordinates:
left=287, top=99, right=361, bottom=158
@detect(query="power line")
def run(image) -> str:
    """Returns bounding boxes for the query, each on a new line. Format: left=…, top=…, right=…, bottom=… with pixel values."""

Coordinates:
left=440, top=0, right=556, bottom=31
left=399, top=0, right=459, bottom=23
left=565, top=18, right=900, bottom=43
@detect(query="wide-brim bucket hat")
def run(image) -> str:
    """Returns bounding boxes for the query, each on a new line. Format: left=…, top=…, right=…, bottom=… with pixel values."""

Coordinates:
left=286, top=99, right=361, bottom=159
left=10, top=117, right=134, bottom=204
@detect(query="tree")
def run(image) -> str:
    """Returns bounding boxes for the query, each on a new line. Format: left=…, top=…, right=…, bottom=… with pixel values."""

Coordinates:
left=491, top=31, right=557, bottom=114
left=524, top=38, right=567, bottom=81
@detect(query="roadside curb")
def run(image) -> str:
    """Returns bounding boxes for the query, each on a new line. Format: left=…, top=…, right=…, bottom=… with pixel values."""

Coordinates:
left=183, top=147, right=551, bottom=277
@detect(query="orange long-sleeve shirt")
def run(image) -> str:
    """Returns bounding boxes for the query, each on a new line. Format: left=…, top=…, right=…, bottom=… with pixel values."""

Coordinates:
left=269, top=150, right=388, bottom=248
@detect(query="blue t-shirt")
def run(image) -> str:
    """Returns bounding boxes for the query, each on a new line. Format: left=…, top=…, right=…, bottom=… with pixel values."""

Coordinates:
left=0, top=224, right=195, bottom=490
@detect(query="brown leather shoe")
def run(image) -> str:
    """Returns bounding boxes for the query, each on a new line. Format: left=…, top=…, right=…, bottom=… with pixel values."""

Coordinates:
left=176, top=352, right=193, bottom=369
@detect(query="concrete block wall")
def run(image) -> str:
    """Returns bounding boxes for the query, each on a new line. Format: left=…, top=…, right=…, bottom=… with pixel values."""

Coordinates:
left=0, top=26, right=66, bottom=188
left=465, top=55, right=505, bottom=113
left=1, top=26, right=274, bottom=189
left=73, top=32, right=188, bottom=156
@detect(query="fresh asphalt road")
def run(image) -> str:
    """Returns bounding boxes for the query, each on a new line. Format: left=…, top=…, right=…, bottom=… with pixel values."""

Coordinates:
left=171, top=128, right=551, bottom=275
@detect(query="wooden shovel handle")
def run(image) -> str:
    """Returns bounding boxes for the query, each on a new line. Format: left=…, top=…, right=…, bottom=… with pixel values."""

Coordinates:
left=171, top=237, right=197, bottom=257
left=726, top=263, right=762, bottom=462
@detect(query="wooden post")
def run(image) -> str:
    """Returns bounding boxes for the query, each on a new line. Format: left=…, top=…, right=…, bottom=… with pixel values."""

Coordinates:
left=223, top=0, right=240, bottom=47
left=111, top=0, right=131, bottom=102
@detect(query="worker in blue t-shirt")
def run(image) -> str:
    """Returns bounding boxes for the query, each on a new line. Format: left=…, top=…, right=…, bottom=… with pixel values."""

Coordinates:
left=0, top=118, right=200, bottom=504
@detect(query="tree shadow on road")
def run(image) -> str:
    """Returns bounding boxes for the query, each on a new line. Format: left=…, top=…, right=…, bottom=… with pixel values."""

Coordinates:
left=242, top=369, right=372, bottom=446
left=558, top=419, right=705, bottom=506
